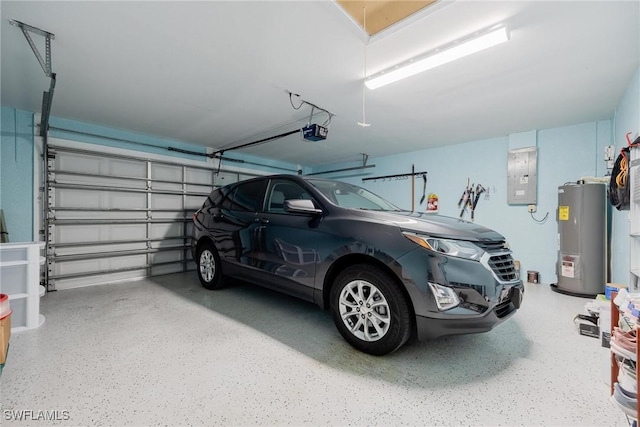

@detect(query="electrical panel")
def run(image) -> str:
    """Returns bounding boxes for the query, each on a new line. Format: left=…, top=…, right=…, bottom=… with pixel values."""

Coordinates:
left=507, top=147, right=537, bottom=204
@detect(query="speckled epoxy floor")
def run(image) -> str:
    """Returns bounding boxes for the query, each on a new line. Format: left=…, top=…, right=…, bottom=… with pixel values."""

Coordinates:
left=1, top=273, right=629, bottom=426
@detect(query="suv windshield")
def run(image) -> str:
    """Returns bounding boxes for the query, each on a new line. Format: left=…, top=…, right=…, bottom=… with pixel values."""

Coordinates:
left=308, top=179, right=401, bottom=211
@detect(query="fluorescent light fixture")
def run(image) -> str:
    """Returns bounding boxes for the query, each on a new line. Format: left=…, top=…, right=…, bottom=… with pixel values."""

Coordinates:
left=365, top=25, right=509, bottom=90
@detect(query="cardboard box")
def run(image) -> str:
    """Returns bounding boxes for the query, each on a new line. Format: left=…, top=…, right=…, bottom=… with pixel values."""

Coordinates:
left=0, top=312, right=11, bottom=366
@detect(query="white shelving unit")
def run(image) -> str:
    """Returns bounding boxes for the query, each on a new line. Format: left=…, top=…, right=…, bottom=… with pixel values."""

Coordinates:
left=631, top=145, right=640, bottom=291
left=0, top=242, right=45, bottom=332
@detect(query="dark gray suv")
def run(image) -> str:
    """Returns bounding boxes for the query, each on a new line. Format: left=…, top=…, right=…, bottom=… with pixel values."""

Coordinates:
left=192, top=175, right=523, bottom=355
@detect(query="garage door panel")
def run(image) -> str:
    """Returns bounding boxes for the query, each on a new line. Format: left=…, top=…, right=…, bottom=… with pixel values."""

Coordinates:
left=58, top=154, right=145, bottom=177
left=184, top=222, right=194, bottom=236
left=149, top=223, right=184, bottom=239
left=55, top=211, right=148, bottom=221
left=56, top=254, right=148, bottom=273
left=109, top=192, right=147, bottom=209
left=56, top=224, right=148, bottom=243
left=214, top=171, right=240, bottom=186
left=152, top=182, right=183, bottom=192
left=150, top=264, right=184, bottom=276
left=151, top=214, right=186, bottom=222
left=150, top=238, right=186, bottom=249
left=58, top=174, right=147, bottom=189
left=56, top=188, right=147, bottom=209
left=149, top=251, right=183, bottom=264
left=57, top=153, right=102, bottom=174
left=150, top=193, right=182, bottom=210
left=186, top=195, right=207, bottom=209
left=186, top=168, right=212, bottom=184
left=152, top=164, right=181, bottom=181
left=47, top=142, right=263, bottom=290
left=56, top=188, right=101, bottom=207
left=54, top=242, right=148, bottom=256
left=186, top=185, right=210, bottom=195
left=56, top=270, right=149, bottom=289
left=108, top=159, right=146, bottom=178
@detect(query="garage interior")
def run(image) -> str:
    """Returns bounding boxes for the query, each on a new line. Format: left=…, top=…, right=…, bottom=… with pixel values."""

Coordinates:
left=0, top=1, right=639, bottom=425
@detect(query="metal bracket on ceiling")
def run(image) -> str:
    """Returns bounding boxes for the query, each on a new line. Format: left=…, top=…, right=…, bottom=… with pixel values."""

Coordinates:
left=9, top=19, right=55, bottom=77
left=9, top=19, right=57, bottom=137
left=288, top=91, right=335, bottom=127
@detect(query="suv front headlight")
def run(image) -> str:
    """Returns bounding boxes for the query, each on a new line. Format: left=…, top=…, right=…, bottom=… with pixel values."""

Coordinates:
left=403, top=232, right=484, bottom=261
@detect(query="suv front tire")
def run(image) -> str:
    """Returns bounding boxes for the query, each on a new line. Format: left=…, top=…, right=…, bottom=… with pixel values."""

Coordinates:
left=330, top=264, right=412, bottom=355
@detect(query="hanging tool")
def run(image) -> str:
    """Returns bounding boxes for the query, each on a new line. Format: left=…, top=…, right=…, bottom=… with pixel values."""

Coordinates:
left=419, top=174, right=427, bottom=204
left=458, top=179, right=472, bottom=219
left=471, top=184, right=486, bottom=221
left=457, top=178, right=469, bottom=208
left=411, top=164, right=415, bottom=212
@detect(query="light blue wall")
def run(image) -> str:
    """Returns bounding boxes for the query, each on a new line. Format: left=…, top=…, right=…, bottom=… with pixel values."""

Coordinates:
left=0, top=108, right=34, bottom=242
left=611, top=66, right=640, bottom=284
left=317, top=120, right=614, bottom=286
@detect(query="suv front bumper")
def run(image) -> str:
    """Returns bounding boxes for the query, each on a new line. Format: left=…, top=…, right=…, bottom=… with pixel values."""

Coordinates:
left=415, top=283, right=524, bottom=340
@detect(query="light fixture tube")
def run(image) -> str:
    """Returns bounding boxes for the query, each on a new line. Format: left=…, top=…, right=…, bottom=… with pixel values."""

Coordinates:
left=365, top=26, right=509, bottom=90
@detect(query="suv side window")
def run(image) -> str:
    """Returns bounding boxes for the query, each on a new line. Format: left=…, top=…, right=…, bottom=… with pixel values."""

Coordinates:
left=265, top=179, right=314, bottom=213
left=218, top=185, right=235, bottom=210
left=230, top=180, right=265, bottom=212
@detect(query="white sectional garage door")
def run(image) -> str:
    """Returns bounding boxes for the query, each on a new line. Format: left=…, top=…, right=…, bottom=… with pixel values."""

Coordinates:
left=44, top=140, right=255, bottom=290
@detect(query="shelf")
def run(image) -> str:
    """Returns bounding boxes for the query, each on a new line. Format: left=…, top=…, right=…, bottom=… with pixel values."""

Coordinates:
left=0, top=241, right=45, bottom=331
left=11, top=314, right=44, bottom=333
left=609, top=295, right=639, bottom=420
left=0, top=260, right=29, bottom=268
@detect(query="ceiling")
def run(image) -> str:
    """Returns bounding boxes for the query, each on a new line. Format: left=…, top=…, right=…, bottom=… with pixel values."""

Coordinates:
left=1, top=1, right=638, bottom=168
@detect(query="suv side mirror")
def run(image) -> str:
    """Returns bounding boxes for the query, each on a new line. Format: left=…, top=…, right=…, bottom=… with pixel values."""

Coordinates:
left=284, top=199, right=323, bottom=215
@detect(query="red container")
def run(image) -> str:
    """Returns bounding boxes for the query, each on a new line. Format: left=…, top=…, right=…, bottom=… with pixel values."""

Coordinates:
left=0, top=294, right=12, bottom=367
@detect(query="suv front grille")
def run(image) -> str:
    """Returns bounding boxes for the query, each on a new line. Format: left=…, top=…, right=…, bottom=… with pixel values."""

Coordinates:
left=488, top=254, right=518, bottom=281
left=475, top=240, right=508, bottom=252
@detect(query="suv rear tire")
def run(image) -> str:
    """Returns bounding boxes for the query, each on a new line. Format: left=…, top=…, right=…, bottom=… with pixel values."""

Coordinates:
left=197, top=241, right=224, bottom=290
left=330, top=264, right=412, bottom=355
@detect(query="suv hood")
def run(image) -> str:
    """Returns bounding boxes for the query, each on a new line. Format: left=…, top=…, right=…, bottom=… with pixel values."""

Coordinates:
left=347, top=210, right=505, bottom=242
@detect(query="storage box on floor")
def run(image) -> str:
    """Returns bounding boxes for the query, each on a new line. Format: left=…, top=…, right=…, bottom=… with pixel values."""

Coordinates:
left=576, top=284, right=629, bottom=348
left=0, top=294, right=11, bottom=375
left=575, top=295, right=607, bottom=341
